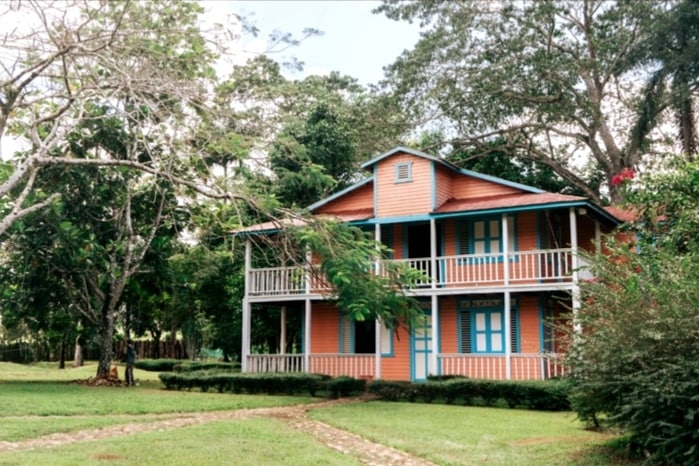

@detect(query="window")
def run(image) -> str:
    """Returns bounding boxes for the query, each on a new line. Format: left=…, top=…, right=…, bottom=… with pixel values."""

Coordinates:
left=457, top=216, right=516, bottom=257
left=339, top=313, right=393, bottom=355
left=458, top=298, right=519, bottom=354
left=394, top=162, right=413, bottom=183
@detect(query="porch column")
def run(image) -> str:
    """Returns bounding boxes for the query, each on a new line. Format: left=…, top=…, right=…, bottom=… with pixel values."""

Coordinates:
left=375, top=319, right=382, bottom=380
left=374, top=223, right=382, bottom=380
left=280, top=305, right=286, bottom=355
left=304, top=298, right=311, bottom=373
left=430, top=218, right=437, bottom=289
left=502, top=214, right=512, bottom=380
left=431, top=294, right=439, bottom=376
left=569, top=208, right=582, bottom=333
left=594, top=220, right=601, bottom=254
left=242, top=239, right=252, bottom=372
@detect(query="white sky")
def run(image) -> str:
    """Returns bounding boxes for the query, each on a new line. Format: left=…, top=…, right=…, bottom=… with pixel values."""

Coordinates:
left=215, top=0, right=421, bottom=84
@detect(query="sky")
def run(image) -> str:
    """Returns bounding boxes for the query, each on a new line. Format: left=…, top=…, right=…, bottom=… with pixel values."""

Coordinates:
left=210, top=0, right=422, bottom=85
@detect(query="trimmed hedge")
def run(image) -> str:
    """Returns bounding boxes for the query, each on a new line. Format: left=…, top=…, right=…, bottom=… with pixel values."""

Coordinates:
left=134, top=359, right=240, bottom=373
left=368, top=378, right=571, bottom=411
left=158, top=372, right=367, bottom=397
left=134, top=359, right=181, bottom=372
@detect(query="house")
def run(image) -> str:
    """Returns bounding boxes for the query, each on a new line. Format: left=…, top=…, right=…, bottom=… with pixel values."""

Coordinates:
left=237, top=147, right=624, bottom=382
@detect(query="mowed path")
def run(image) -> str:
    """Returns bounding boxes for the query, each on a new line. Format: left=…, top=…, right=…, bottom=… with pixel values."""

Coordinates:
left=0, top=397, right=436, bottom=466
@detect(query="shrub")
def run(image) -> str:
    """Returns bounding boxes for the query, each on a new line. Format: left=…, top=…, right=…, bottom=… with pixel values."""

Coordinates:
left=135, top=359, right=181, bottom=372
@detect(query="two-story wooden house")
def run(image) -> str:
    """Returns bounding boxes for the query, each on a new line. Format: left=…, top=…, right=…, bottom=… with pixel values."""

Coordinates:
left=237, top=147, right=624, bottom=382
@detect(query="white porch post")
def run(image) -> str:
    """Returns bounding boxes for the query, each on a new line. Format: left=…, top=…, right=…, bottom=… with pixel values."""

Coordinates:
left=374, top=223, right=382, bottom=380
left=375, top=319, right=382, bottom=380
left=502, top=214, right=512, bottom=380
left=241, top=239, right=252, bottom=372
left=569, top=208, right=582, bottom=333
left=303, top=247, right=312, bottom=372
left=429, top=219, right=439, bottom=375
left=304, top=298, right=311, bottom=373
left=594, top=220, right=602, bottom=254
left=280, top=305, right=287, bottom=355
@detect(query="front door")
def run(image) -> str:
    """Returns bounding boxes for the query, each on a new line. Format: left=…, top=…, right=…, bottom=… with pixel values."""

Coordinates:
left=411, top=311, right=434, bottom=381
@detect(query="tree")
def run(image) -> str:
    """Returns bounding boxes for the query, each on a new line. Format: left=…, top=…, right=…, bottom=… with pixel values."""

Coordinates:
left=617, top=0, right=699, bottom=159
left=0, top=0, right=229, bottom=237
left=376, top=0, right=670, bottom=203
left=567, top=159, right=699, bottom=464
left=270, top=103, right=359, bottom=208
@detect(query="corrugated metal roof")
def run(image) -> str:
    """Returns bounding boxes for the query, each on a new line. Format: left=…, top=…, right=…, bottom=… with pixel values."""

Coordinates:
left=434, top=192, right=587, bottom=213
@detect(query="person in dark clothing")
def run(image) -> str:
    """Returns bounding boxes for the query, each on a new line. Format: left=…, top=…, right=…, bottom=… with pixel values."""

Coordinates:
left=125, top=340, right=136, bottom=386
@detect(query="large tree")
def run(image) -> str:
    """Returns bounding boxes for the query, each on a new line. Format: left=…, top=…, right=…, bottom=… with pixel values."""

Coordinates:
left=377, top=0, right=673, bottom=203
left=0, top=0, right=230, bottom=236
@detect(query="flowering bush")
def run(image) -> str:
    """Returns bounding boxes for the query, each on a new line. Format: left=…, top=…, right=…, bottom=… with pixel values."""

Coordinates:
left=611, top=167, right=635, bottom=185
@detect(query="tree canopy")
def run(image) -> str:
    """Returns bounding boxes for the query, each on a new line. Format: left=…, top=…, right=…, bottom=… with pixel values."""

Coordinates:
left=376, top=0, right=692, bottom=203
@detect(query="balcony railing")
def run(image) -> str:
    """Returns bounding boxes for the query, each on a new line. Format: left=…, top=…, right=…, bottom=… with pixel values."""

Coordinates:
left=248, top=248, right=575, bottom=297
left=244, top=353, right=565, bottom=381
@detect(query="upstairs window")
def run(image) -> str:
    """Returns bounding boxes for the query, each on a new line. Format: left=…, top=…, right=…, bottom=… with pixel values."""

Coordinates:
left=457, top=216, right=516, bottom=256
left=394, top=162, right=413, bottom=183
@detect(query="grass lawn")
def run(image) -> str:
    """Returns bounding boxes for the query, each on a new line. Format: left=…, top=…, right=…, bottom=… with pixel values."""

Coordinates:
left=0, top=362, right=632, bottom=465
left=310, top=402, right=629, bottom=466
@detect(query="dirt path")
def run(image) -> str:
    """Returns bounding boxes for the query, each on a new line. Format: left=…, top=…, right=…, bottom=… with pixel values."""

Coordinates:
left=0, top=397, right=436, bottom=466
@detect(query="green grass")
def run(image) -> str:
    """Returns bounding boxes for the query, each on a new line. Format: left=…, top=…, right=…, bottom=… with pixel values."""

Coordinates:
left=0, top=418, right=363, bottom=466
left=0, top=362, right=635, bottom=465
left=309, top=401, right=630, bottom=466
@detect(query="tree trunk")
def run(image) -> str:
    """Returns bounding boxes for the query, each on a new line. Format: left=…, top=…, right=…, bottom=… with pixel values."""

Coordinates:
left=59, top=334, right=66, bottom=369
left=73, top=335, right=84, bottom=367
left=95, top=306, right=115, bottom=379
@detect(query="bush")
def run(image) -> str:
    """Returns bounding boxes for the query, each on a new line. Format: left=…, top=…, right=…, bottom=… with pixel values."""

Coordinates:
left=173, top=361, right=240, bottom=373
left=368, top=378, right=570, bottom=411
left=324, top=376, right=366, bottom=398
left=135, top=359, right=181, bottom=372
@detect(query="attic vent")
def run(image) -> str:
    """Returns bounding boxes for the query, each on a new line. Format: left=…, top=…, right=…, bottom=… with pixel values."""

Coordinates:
left=394, top=162, right=413, bottom=183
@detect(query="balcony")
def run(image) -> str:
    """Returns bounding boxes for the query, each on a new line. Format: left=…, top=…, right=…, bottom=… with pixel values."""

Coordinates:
left=247, top=248, right=576, bottom=298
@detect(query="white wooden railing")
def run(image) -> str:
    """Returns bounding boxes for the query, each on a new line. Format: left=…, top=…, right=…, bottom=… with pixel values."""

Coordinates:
left=246, top=354, right=304, bottom=373
left=439, top=353, right=567, bottom=380
left=248, top=248, right=575, bottom=297
left=244, top=353, right=565, bottom=381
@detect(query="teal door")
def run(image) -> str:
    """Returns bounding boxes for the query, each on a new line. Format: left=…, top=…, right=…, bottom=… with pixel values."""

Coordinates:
left=411, top=312, right=434, bottom=381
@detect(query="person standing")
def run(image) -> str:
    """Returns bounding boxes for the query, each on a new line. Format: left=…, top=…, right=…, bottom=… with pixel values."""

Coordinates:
left=125, top=340, right=136, bottom=386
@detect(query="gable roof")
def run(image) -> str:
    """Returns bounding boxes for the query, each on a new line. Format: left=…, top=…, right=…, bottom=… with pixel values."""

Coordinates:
left=360, top=146, right=546, bottom=194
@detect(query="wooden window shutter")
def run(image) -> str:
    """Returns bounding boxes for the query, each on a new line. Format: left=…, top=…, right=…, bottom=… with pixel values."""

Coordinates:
left=459, top=309, right=471, bottom=353
left=510, top=307, right=519, bottom=353
left=457, top=220, right=470, bottom=255
left=340, top=313, right=352, bottom=353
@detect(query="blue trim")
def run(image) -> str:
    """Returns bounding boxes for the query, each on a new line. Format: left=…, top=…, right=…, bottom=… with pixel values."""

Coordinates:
left=307, top=177, right=373, bottom=211
left=410, top=309, right=433, bottom=382
left=381, top=324, right=395, bottom=357
left=373, top=165, right=378, bottom=215
left=431, top=161, right=437, bottom=210
left=471, top=307, right=505, bottom=354
left=512, top=302, right=521, bottom=353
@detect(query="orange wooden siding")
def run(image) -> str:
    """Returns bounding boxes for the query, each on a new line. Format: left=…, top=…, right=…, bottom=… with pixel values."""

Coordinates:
left=452, top=175, right=521, bottom=199
left=310, top=302, right=339, bottom=353
left=376, top=153, right=433, bottom=217
left=314, top=183, right=374, bottom=215
left=439, top=297, right=458, bottom=353
left=434, top=165, right=454, bottom=208
left=380, top=325, right=411, bottom=380
left=519, top=295, right=541, bottom=353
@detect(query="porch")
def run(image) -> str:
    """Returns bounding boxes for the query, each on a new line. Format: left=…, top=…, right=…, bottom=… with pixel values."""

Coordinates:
left=245, top=352, right=567, bottom=381
left=247, top=248, right=579, bottom=299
